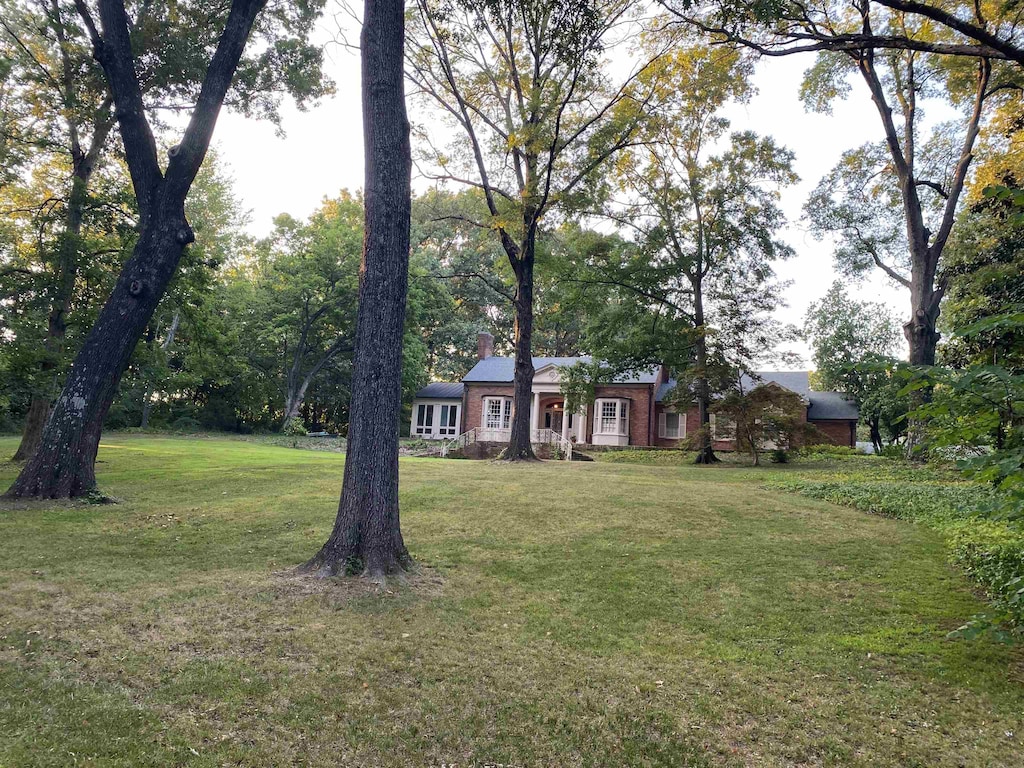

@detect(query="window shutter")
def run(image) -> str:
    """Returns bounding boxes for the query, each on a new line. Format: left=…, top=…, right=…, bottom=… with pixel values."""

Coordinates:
left=658, top=411, right=666, bottom=438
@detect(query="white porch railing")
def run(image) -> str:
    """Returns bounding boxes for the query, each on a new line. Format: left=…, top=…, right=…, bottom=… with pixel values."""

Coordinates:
left=530, top=428, right=573, bottom=461
left=439, top=426, right=572, bottom=461
left=440, top=427, right=478, bottom=458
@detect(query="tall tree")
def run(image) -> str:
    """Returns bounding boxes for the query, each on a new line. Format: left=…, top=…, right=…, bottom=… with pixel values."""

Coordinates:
left=407, top=0, right=660, bottom=459
left=1, top=0, right=328, bottom=461
left=252, top=197, right=362, bottom=431
left=572, top=38, right=796, bottom=462
left=4, top=0, right=325, bottom=499
left=804, top=281, right=905, bottom=450
left=2, top=0, right=115, bottom=460
left=615, top=40, right=796, bottom=462
left=666, top=1, right=1019, bottom=454
left=301, top=0, right=413, bottom=577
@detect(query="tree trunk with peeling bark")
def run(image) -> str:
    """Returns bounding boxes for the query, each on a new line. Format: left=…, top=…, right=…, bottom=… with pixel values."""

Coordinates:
left=301, top=0, right=412, bottom=578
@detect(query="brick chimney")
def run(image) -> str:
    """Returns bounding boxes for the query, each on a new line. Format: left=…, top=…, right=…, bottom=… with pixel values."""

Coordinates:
left=477, top=331, right=494, bottom=360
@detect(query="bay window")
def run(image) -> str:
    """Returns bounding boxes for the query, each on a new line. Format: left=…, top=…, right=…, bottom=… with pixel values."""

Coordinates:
left=594, top=398, right=629, bottom=436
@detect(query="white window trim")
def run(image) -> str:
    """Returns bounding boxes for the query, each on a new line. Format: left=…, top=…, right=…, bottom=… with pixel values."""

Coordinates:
left=438, top=403, right=459, bottom=436
left=593, top=398, right=629, bottom=436
left=414, top=403, right=435, bottom=436
left=658, top=409, right=686, bottom=440
left=483, top=396, right=513, bottom=431
left=411, top=399, right=460, bottom=439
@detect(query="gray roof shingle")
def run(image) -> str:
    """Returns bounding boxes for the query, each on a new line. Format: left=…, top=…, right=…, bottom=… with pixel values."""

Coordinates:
left=462, top=356, right=660, bottom=384
left=414, top=382, right=465, bottom=399
left=656, top=371, right=858, bottom=419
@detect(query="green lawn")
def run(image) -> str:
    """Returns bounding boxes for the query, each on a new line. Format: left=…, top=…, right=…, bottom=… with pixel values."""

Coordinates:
left=1, top=435, right=1022, bottom=767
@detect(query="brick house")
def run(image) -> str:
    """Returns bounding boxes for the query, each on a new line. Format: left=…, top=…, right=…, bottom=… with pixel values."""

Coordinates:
left=410, top=333, right=858, bottom=449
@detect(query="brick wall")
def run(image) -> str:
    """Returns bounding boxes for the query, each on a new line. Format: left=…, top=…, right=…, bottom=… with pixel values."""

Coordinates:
left=652, top=406, right=855, bottom=450
left=591, top=385, right=654, bottom=445
left=465, top=382, right=656, bottom=445
left=809, top=419, right=856, bottom=447
left=463, top=384, right=515, bottom=432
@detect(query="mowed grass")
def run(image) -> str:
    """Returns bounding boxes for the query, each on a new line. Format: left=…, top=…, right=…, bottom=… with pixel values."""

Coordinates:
left=1, top=436, right=1022, bottom=767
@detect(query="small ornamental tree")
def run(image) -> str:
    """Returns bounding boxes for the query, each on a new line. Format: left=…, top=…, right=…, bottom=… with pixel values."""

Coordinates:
left=713, top=383, right=820, bottom=465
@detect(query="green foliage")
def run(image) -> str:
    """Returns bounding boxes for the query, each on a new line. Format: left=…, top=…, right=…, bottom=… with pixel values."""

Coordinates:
left=714, top=383, right=819, bottom=464
left=895, top=311, right=1024, bottom=514
left=804, top=282, right=908, bottom=449
left=558, top=359, right=605, bottom=413
left=771, top=460, right=1024, bottom=639
left=283, top=417, right=308, bottom=437
left=594, top=449, right=696, bottom=465
left=942, top=188, right=1024, bottom=371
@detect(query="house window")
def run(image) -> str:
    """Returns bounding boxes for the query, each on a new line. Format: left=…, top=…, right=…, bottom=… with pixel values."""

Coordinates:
left=594, top=398, right=629, bottom=436
left=438, top=404, right=458, bottom=436
left=415, top=403, right=434, bottom=436
left=659, top=410, right=684, bottom=439
left=711, top=414, right=735, bottom=440
left=484, top=397, right=512, bottom=430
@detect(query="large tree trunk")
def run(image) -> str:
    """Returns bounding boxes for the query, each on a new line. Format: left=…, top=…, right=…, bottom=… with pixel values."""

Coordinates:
left=4, top=199, right=193, bottom=498
left=503, top=239, right=537, bottom=461
left=301, top=0, right=412, bottom=578
left=869, top=415, right=883, bottom=454
left=903, top=264, right=942, bottom=458
left=4, top=0, right=266, bottom=498
left=691, top=275, right=718, bottom=465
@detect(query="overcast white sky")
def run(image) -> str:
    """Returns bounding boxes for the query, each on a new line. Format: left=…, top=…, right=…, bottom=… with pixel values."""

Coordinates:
left=210, top=23, right=911, bottom=367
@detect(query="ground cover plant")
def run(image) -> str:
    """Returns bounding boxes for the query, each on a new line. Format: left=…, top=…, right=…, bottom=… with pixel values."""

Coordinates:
left=1, top=435, right=1023, bottom=766
left=767, top=456, right=1024, bottom=640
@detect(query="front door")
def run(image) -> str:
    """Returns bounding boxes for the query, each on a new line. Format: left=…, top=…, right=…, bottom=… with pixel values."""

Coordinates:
left=549, top=411, right=563, bottom=433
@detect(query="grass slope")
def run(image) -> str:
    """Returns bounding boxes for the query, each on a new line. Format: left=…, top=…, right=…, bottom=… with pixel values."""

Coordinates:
left=1, top=435, right=1022, bottom=767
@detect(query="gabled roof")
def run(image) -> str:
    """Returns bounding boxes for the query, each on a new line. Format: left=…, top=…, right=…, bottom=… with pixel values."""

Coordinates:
left=413, top=382, right=465, bottom=399
left=655, top=371, right=859, bottom=420
left=462, top=355, right=660, bottom=384
left=743, top=371, right=811, bottom=396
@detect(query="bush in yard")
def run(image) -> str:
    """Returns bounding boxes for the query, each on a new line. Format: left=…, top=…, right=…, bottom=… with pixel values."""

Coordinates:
left=283, top=417, right=308, bottom=447
left=948, top=521, right=1024, bottom=640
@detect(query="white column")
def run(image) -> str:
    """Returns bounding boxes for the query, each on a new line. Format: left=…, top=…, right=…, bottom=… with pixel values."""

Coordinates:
left=561, top=404, right=569, bottom=442
left=532, top=391, right=541, bottom=434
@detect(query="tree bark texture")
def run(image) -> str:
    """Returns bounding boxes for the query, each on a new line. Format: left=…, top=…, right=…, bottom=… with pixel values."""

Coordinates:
left=5, top=0, right=265, bottom=498
left=690, top=274, right=718, bottom=465
left=302, top=0, right=412, bottom=577
left=5, top=209, right=191, bottom=498
left=503, top=231, right=537, bottom=460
